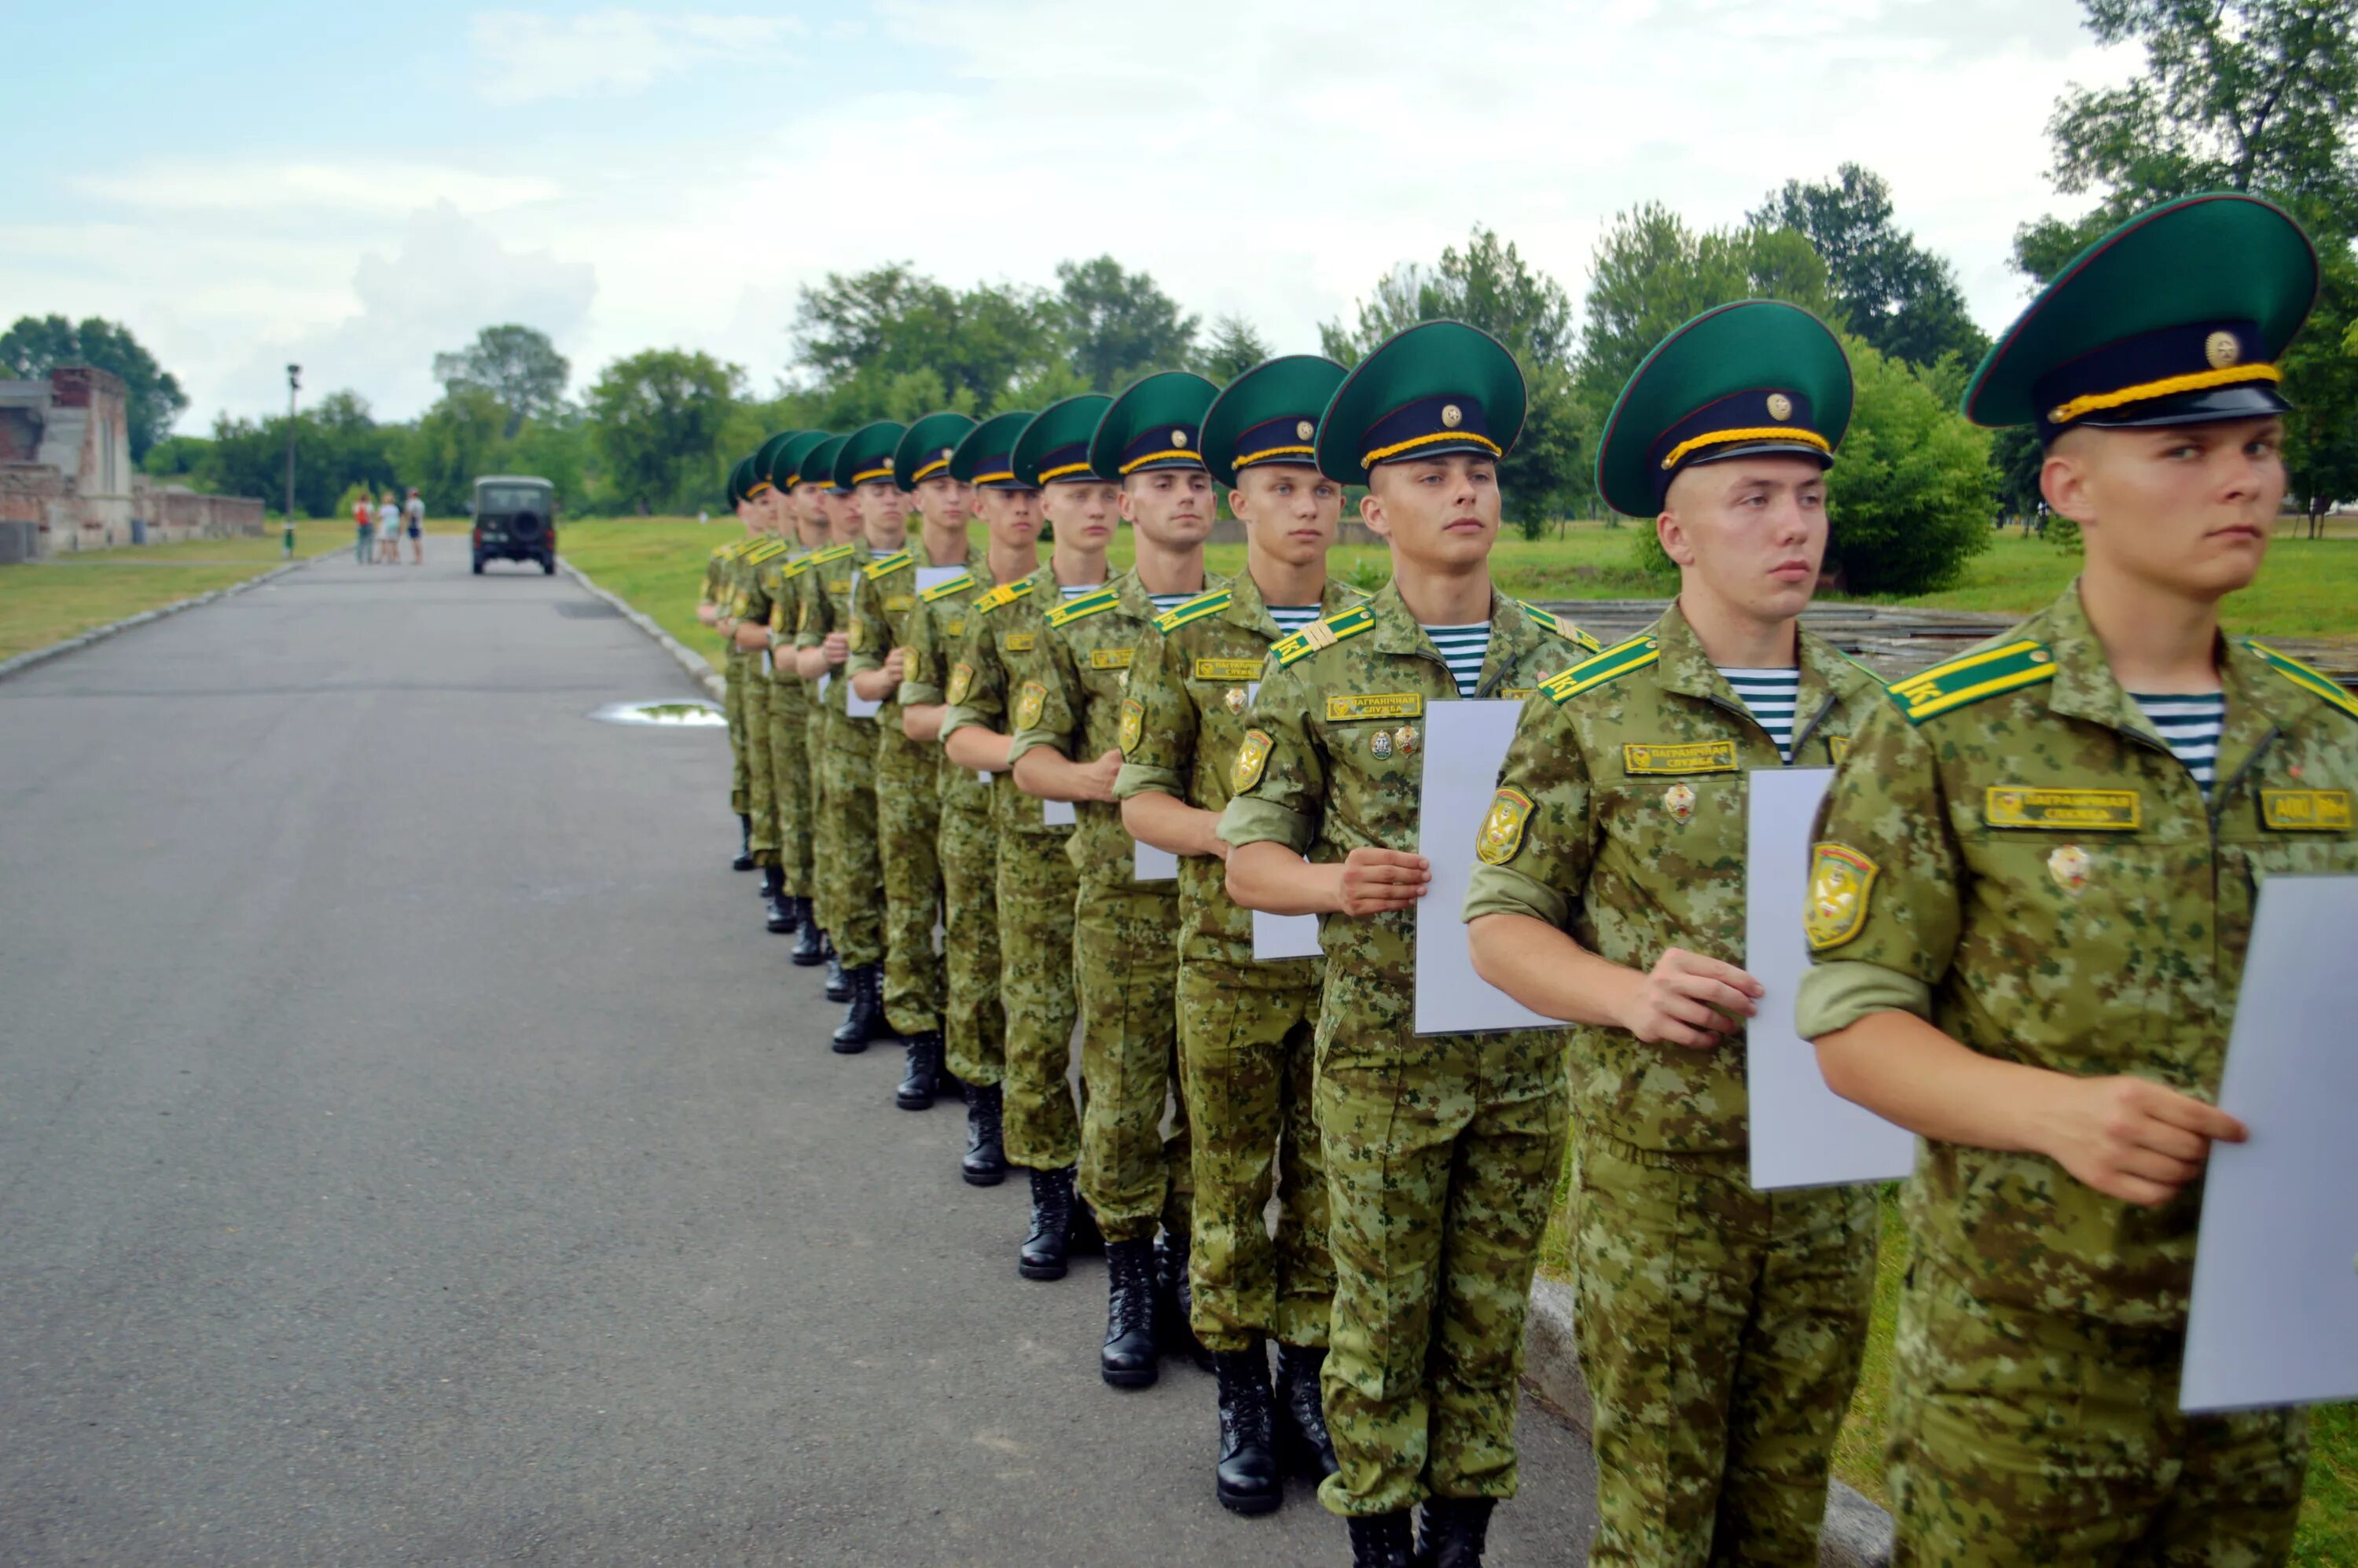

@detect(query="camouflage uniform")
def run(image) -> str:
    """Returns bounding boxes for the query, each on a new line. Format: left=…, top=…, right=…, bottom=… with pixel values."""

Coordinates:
left=733, top=539, right=788, bottom=866
left=902, top=557, right=1008, bottom=1086
left=766, top=547, right=816, bottom=901
left=707, top=540, right=751, bottom=816
left=1796, top=583, right=2355, bottom=1566
left=1012, top=569, right=1225, bottom=1246
left=1218, top=584, right=1595, bottom=1518
left=1113, top=570, right=1364, bottom=1350
left=849, top=542, right=989, bottom=1037
left=1463, top=604, right=1881, bottom=1566
left=941, top=564, right=1080, bottom=1170
left=794, top=539, right=886, bottom=970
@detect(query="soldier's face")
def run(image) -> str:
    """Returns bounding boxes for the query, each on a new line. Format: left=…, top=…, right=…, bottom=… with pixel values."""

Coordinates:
left=2047, top=417, right=2283, bottom=599
left=913, top=475, right=971, bottom=533
left=1120, top=468, right=1216, bottom=550
left=1232, top=465, right=1341, bottom=567
left=1041, top=480, right=1120, bottom=550
left=823, top=490, right=861, bottom=540
left=1361, top=454, right=1499, bottom=573
left=857, top=480, right=910, bottom=538
left=1658, top=456, right=1827, bottom=622
left=794, top=487, right=828, bottom=542
left=975, top=486, right=1042, bottom=549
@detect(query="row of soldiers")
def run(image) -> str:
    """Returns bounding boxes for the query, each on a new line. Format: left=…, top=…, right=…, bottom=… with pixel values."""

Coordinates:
left=697, top=192, right=2352, bottom=1567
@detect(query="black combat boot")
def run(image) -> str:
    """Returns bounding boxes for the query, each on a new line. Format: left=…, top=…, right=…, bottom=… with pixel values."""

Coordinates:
left=1018, top=1166, right=1077, bottom=1280
left=831, top=965, right=884, bottom=1052
left=1346, top=1512, right=1418, bottom=1568
left=762, top=865, right=795, bottom=932
left=895, top=1030, right=943, bottom=1110
left=1155, top=1231, right=1214, bottom=1370
left=732, top=813, right=755, bottom=872
left=960, top=1082, right=1007, bottom=1186
left=1274, top=1342, right=1340, bottom=1480
left=1210, top=1342, right=1282, bottom=1515
left=789, top=909, right=825, bottom=967
left=1100, top=1236, right=1160, bottom=1388
left=822, top=936, right=850, bottom=1001
left=1416, top=1497, right=1495, bottom=1568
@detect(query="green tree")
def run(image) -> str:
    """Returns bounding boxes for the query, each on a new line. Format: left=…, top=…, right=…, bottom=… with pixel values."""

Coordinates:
left=405, top=385, right=509, bottom=513
left=1820, top=340, right=1998, bottom=593
left=1054, top=256, right=1199, bottom=391
left=432, top=324, right=571, bottom=439
left=792, top=264, right=1060, bottom=415
left=1751, top=164, right=1992, bottom=366
left=2283, top=243, right=2358, bottom=531
left=586, top=348, right=742, bottom=513
left=0, top=314, right=189, bottom=460
left=1198, top=314, right=1273, bottom=384
left=197, top=389, right=399, bottom=516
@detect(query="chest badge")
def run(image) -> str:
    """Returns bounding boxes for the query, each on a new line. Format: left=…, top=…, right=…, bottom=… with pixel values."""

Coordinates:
left=1663, top=783, right=1696, bottom=823
left=2048, top=844, right=2092, bottom=895
left=1370, top=729, right=1394, bottom=759
left=1394, top=725, right=1419, bottom=756
left=1225, top=686, right=1247, bottom=713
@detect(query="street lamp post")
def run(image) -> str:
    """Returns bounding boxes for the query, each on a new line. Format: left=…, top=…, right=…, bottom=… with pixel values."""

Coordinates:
left=283, top=364, right=301, bottom=559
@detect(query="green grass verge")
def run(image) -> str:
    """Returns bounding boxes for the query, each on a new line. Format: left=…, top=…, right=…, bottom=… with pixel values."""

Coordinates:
left=0, top=534, right=315, bottom=662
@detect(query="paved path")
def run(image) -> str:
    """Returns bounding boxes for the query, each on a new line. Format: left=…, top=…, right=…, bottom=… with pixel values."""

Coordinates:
left=0, top=549, right=1596, bottom=1566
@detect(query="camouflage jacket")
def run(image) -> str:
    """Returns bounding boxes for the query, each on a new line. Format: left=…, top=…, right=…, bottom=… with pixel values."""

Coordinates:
left=1463, top=602, right=1879, bottom=1151
left=1218, top=582, right=1597, bottom=1046
left=763, top=546, right=814, bottom=714
left=939, top=563, right=1076, bottom=842
left=846, top=537, right=986, bottom=732
left=1115, top=569, right=1366, bottom=967
left=725, top=537, right=788, bottom=677
left=1012, top=567, right=1227, bottom=888
left=897, top=552, right=1009, bottom=814
left=790, top=540, right=875, bottom=732
left=1796, top=581, right=2358, bottom=1325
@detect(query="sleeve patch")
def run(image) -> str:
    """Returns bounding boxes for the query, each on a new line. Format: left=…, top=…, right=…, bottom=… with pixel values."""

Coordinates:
left=1805, top=843, right=1879, bottom=952
left=1475, top=788, right=1533, bottom=867
left=946, top=662, right=975, bottom=706
left=1014, top=681, right=1047, bottom=731
left=1118, top=697, right=1144, bottom=755
left=1232, top=728, right=1273, bottom=793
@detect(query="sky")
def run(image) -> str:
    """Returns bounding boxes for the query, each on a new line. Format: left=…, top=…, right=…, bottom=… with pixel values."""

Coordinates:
left=5, top=1, right=2139, bottom=431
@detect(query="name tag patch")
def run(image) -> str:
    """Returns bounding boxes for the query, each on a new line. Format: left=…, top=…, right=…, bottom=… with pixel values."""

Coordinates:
left=943, top=618, right=966, bottom=637
left=1985, top=787, right=2142, bottom=831
left=1326, top=692, right=1423, bottom=723
left=1001, top=632, right=1036, bottom=652
left=1623, top=740, right=1738, bottom=776
left=885, top=594, right=915, bottom=611
left=1089, top=648, right=1134, bottom=670
left=2260, top=788, right=2352, bottom=832
left=1194, top=658, right=1262, bottom=682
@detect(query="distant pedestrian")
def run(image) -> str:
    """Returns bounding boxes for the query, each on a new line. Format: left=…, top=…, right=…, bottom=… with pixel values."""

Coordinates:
left=376, top=494, right=402, bottom=564
left=405, top=488, right=426, bottom=564
left=354, top=495, right=375, bottom=564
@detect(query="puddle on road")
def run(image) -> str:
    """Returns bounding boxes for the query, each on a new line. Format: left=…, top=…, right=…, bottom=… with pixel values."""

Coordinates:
left=590, top=700, right=726, bottom=728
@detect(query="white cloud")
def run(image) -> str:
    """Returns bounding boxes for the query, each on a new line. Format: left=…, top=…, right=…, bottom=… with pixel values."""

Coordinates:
left=75, top=160, right=560, bottom=218
left=468, top=9, right=806, bottom=105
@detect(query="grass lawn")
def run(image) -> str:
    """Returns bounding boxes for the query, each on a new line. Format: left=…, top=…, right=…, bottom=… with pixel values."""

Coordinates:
left=0, top=534, right=321, bottom=662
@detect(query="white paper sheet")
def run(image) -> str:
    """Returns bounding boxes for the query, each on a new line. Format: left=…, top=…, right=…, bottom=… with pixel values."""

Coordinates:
left=1413, top=700, right=1557, bottom=1035
left=817, top=671, right=831, bottom=696
left=1743, top=768, right=1917, bottom=1191
left=2180, top=873, right=2358, bottom=1412
left=1044, top=799, right=1076, bottom=827
left=1254, top=912, right=1323, bottom=961
left=1132, top=840, right=1178, bottom=882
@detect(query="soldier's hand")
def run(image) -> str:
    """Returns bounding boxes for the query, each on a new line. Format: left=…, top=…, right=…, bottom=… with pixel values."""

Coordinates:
left=1618, top=948, right=1760, bottom=1049
left=2040, top=1075, right=2246, bottom=1209
left=823, top=631, right=850, bottom=666
left=883, top=648, right=909, bottom=683
left=1338, top=847, right=1430, bottom=915
left=1074, top=749, right=1123, bottom=802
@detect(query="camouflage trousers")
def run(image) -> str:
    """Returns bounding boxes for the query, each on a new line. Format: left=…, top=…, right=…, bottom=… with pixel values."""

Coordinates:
left=996, top=830, right=1079, bottom=1170
left=724, top=650, right=748, bottom=817
left=1574, top=1133, right=1878, bottom=1568
left=816, top=714, right=884, bottom=968
left=876, top=725, right=945, bottom=1037
left=806, top=702, right=834, bottom=929
left=1887, top=1262, right=2307, bottom=1568
left=741, top=666, right=777, bottom=866
left=1178, top=957, right=1330, bottom=1353
left=939, top=795, right=1004, bottom=1085
left=1075, top=878, right=1189, bottom=1246
left=766, top=678, right=813, bottom=899
left=1317, top=1026, right=1567, bottom=1518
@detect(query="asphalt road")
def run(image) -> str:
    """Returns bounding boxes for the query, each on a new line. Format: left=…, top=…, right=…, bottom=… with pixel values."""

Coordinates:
left=0, top=548, right=1597, bottom=1566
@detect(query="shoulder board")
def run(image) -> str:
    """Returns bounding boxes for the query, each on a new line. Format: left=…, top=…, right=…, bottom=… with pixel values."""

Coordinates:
left=1272, top=604, right=1377, bottom=668
left=710, top=542, right=737, bottom=560
left=744, top=538, right=787, bottom=563
left=1542, top=636, right=1659, bottom=703
left=1153, top=588, right=1231, bottom=634
left=808, top=542, right=856, bottom=565
left=1516, top=600, right=1601, bottom=654
left=861, top=549, right=913, bottom=581
left=2247, top=641, right=2358, bottom=723
left=975, top=579, right=1036, bottom=613
left=1046, top=588, right=1122, bottom=628
left=920, top=571, right=976, bottom=603
left=1883, top=639, right=2055, bottom=725
left=779, top=552, right=822, bottom=580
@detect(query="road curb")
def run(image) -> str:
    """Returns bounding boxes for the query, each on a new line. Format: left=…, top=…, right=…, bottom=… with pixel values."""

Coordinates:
left=0, top=548, right=334, bottom=685
left=557, top=556, right=727, bottom=703
left=1522, top=1276, right=1895, bottom=1567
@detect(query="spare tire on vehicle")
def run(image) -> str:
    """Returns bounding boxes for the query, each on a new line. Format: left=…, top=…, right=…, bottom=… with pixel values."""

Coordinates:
left=509, top=512, right=545, bottom=542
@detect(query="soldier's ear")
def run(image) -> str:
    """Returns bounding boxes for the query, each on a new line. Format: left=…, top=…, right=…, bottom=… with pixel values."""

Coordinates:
left=2040, top=435, right=2094, bottom=528
left=1359, top=487, right=1390, bottom=539
left=1655, top=509, right=1696, bottom=569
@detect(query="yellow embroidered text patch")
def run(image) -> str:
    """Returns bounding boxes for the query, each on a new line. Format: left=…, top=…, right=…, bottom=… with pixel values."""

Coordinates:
left=1984, top=788, right=2142, bottom=831
left=2260, top=789, right=2352, bottom=831
left=1194, top=658, right=1262, bottom=682
left=1623, top=740, right=1739, bottom=776
left=1325, top=692, right=1423, bottom=723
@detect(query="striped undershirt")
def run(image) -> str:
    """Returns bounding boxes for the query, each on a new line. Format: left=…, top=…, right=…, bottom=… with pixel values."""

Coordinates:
left=1267, top=604, right=1322, bottom=636
left=1719, top=666, right=1800, bottom=762
left=2131, top=691, right=2226, bottom=794
left=1058, top=582, right=1099, bottom=599
left=1148, top=593, right=1197, bottom=614
left=1422, top=622, right=1491, bottom=698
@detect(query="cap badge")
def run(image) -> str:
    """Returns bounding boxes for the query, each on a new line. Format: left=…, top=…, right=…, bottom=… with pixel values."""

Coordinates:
left=1172, top=430, right=1189, bottom=447
left=1440, top=404, right=1464, bottom=429
left=1766, top=392, right=1794, bottom=421
left=1296, top=420, right=1315, bottom=442
left=2206, top=331, right=2241, bottom=370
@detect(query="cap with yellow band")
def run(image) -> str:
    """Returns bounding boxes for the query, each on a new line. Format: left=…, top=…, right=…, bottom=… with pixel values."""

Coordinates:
left=1011, top=394, right=1113, bottom=488
left=799, top=434, right=850, bottom=495
left=1086, top=370, right=1218, bottom=483
left=1200, top=355, right=1349, bottom=487
left=751, top=430, right=809, bottom=498
left=949, top=409, right=1038, bottom=492
left=1312, top=319, right=1527, bottom=487
left=769, top=430, right=832, bottom=492
left=832, top=420, right=910, bottom=492
left=894, top=411, right=979, bottom=490
left=726, top=455, right=756, bottom=510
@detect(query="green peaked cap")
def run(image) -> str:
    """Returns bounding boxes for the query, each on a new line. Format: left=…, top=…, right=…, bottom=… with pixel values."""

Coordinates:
left=1314, top=320, right=1526, bottom=485
left=834, top=420, right=909, bottom=490
left=950, top=409, right=1037, bottom=487
left=769, top=430, right=832, bottom=490
left=1962, top=192, right=2317, bottom=435
left=1087, top=370, right=1218, bottom=480
left=1012, top=394, right=1113, bottom=487
left=1595, top=299, right=1852, bottom=519
left=751, top=430, right=806, bottom=493
left=894, top=412, right=979, bottom=489
left=726, top=454, right=756, bottom=509
left=799, top=434, right=850, bottom=492
left=1202, top=355, right=1348, bottom=487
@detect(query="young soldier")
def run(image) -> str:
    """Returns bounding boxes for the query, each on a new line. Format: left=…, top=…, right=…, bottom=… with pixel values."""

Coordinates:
left=939, top=395, right=1108, bottom=1282
left=1219, top=321, right=1596, bottom=1568
left=901, top=411, right=1041, bottom=1179
left=766, top=431, right=835, bottom=942
left=1802, top=193, right=2350, bottom=1567
left=1463, top=302, right=1881, bottom=1566
left=1010, top=372, right=1224, bottom=1390
left=725, top=462, right=790, bottom=916
left=848, top=412, right=982, bottom=1108
left=1117, top=355, right=1357, bottom=1510
left=747, top=430, right=810, bottom=934
left=703, top=458, right=762, bottom=871
left=787, top=434, right=858, bottom=1000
